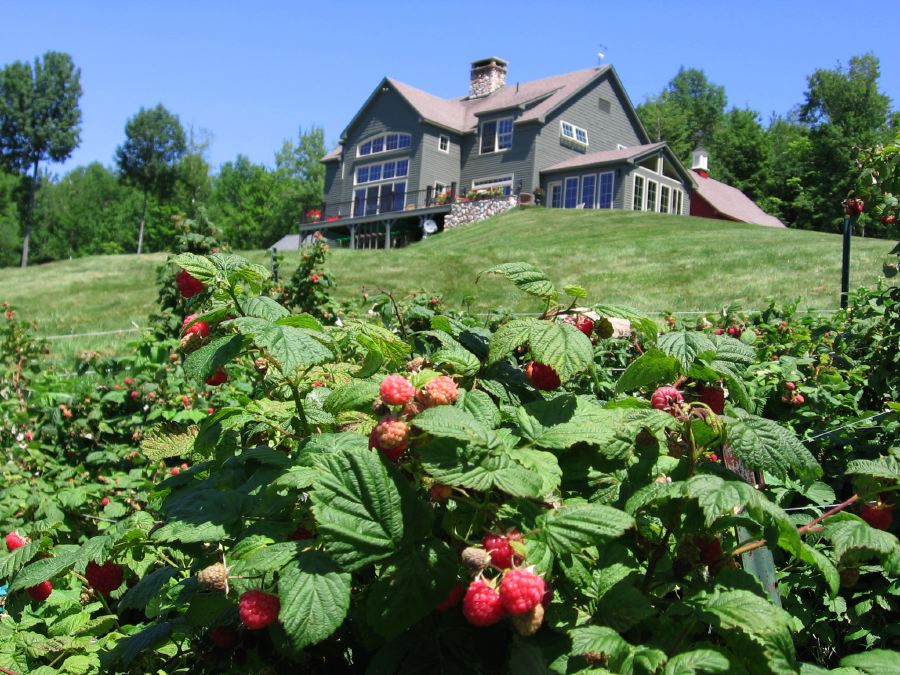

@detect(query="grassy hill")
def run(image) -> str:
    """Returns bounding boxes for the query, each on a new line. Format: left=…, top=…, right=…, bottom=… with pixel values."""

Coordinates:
left=1, top=209, right=894, bottom=361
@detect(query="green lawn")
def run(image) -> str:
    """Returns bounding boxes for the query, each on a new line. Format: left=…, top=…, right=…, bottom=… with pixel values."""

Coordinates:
left=1, top=209, right=894, bottom=361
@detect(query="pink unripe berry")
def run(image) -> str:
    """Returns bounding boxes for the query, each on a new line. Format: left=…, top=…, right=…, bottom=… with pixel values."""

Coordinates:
left=379, top=375, right=415, bottom=406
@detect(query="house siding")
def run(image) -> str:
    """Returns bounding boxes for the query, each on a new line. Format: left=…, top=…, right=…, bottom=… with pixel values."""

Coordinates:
left=460, top=111, right=538, bottom=194
left=419, top=124, right=462, bottom=194
left=323, top=162, right=341, bottom=213
left=331, top=85, right=425, bottom=216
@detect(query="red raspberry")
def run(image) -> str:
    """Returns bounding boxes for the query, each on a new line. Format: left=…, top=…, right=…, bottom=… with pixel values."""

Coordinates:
left=170, top=467, right=180, bottom=476
left=785, top=381, right=796, bottom=391
left=563, top=314, right=594, bottom=338
left=482, top=532, right=522, bottom=569
left=130, top=390, right=139, bottom=399
left=462, top=580, right=505, bottom=626
left=123, top=377, right=134, bottom=386
left=525, top=361, right=561, bottom=391
left=209, top=626, right=238, bottom=649
left=205, top=369, right=228, bottom=386
left=860, top=504, right=893, bottom=531
left=435, top=582, right=464, bottom=611
left=5, top=531, right=26, bottom=552
left=693, top=537, right=723, bottom=565
left=27, top=580, right=53, bottom=602
left=239, top=590, right=280, bottom=629
left=369, top=415, right=410, bottom=461
left=650, top=386, right=684, bottom=415
left=86, top=560, right=125, bottom=595
left=288, top=526, right=314, bottom=541
left=696, top=385, right=725, bottom=414
left=100, top=497, right=110, bottom=506
left=176, top=269, right=205, bottom=298
left=714, top=328, right=724, bottom=335
left=429, top=483, right=453, bottom=501
left=380, top=375, right=415, bottom=406
left=182, top=315, right=210, bottom=338
left=499, top=568, right=545, bottom=615
left=416, top=376, right=459, bottom=407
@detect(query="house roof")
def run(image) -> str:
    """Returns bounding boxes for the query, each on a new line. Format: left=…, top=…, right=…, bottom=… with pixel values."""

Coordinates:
left=321, top=145, right=342, bottom=162
left=541, top=142, right=667, bottom=172
left=692, top=173, right=785, bottom=228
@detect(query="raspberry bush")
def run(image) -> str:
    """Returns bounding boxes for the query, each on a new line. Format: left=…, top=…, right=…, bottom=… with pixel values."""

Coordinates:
left=0, top=254, right=897, bottom=673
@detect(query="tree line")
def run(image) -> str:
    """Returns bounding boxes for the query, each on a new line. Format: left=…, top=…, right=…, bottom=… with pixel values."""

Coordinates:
left=0, top=51, right=895, bottom=267
left=636, top=53, right=896, bottom=236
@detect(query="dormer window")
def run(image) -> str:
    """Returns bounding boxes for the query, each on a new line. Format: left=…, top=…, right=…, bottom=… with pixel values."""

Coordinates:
left=358, top=132, right=411, bottom=157
left=480, top=117, right=513, bottom=154
left=560, top=121, right=588, bottom=150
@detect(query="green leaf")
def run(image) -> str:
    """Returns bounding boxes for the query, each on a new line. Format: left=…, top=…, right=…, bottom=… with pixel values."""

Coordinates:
left=663, top=649, right=732, bottom=674
left=118, top=567, right=180, bottom=611
left=229, top=542, right=303, bottom=576
left=459, top=389, right=501, bottom=429
left=488, top=319, right=536, bottom=365
left=101, top=622, right=173, bottom=669
left=563, top=284, right=588, bottom=299
left=412, top=405, right=495, bottom=446
left=822, top=513, right=900, bottom=573
left=172, top=252, right=217, bottom=284
left=278, top=551, right=351, bottom=650
left=846, top=456, right=900, bottom=481
left=141, top=426, right=198, bottom=461
left=432, top=344, right=481, bottom=376
left=839, top=650, right=900, bottom=673
left=691, top=589, right=796, bottom=674
left=659, top=331, right=716, bottom=372
left=183, top=334, right=245, bottom=384
left=616, top=349, right=679, bottom=393
left=234, top=318, right=332, bottom=375
left=311, top=448, right=406, bottom=570
left=0, top=540, right=41, bottom=582
left=365, top=539, right=458, bottom=639
left=346, top=321, right=410, bottom=366
left=569, top=625, right=632, bottom=668
left=209, top=252, right=270, bottom=286
left=529, top=320, right=595, bottom=382
left=418, top=439, right=545, bottom=498
left=153, top=490, right=244, bottom=543
left=9, top=545, right=80, bottom=592
left=726, top=410, right=822, bottom=481
left=478, top=262, right=558, bottom=301
left=323, top=380, right=380, bottom=414
left=538, top=503, right=634, bottom=554
left=242, top=296, right=291, bottom=321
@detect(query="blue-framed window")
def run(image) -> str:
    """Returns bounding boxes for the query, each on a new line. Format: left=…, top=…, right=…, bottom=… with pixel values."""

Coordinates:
left=564, top=177, right=579, bottom=208
left=353, top=181, right=407, bottom=217
left=369, top=164, right=382, bottom=182
left=480, top=117, right=514, bottom=153
left=599, top=172, right=614, bottom=208
left=358, top=133, right=412, bottom=157
left=550, top=183, right=562, bottom=208
left=581, top=174, right=596, bottom=209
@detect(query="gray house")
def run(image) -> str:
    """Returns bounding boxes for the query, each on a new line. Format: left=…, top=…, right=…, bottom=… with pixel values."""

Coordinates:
left=310, top=58, right=696, bottom=248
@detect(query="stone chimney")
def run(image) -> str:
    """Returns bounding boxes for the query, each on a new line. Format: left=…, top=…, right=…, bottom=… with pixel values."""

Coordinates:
left=469, top=57, right=507, bottom=98
left=691, top=147, right=710, bottom=178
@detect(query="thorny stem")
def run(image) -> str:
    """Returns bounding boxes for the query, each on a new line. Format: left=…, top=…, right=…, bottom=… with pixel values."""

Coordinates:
left=289, top=381, right=311, bottom=437
left=728, top=494, right=860, bottom=558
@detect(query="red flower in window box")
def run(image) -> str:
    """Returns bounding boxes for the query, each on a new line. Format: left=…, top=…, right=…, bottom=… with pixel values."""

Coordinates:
left=306, top=209, right=322, bottom=222
left=326, top=216, right=340, bottom=222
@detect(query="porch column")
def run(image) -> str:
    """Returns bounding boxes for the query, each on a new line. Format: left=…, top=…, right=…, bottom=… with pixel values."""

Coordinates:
left=385, top=220, right=393, bottom=249
left=350, top=225, right=357, bottom=250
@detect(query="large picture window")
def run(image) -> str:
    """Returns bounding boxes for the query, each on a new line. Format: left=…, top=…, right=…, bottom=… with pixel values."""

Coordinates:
left=480, top=117, right=513, bottom=154
left=580, top=174, right=596, bottom=209
left=353, top=181, right=406, bottom=217
left=358, top=132, right=411, bottom=157
left=563, top=177, right=579, bottom=208
left=355, top=159, right=409, bottom=185
left=598, top=172, right=614, bottom=208
left=646, top=180, right=658, bottom=212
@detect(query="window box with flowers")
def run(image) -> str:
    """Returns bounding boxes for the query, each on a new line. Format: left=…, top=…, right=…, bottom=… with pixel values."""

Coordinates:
left=306, top=209, right=322, bottom=222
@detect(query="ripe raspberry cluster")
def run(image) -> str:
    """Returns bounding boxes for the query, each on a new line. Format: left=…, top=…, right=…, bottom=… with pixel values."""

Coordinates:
left=239, top=589, right=281, bottom=629
left=5, top=531, right=26, bottom=552
left=525, top=361, right=560, bottom=391
left=176, top=269, right=205, bottom=298
left=86, top=560, right=125, bottom=596
left=650, top=386, right=684, bottom=416
left=379, top=375, right=415, bottom=406
left=416, top=375, right=459, bottom=407
left=369, top=415, right=410, bottom=461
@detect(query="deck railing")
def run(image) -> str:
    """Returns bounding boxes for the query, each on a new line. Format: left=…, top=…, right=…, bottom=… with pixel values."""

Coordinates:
left=301, top=183, right=458, bottom=226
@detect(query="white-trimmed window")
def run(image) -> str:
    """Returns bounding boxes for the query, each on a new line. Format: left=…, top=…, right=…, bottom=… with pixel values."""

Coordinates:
left=358, top=132, right=411, bottom=157
left=438, top=134, right=450, bottom=153
left=598, top=172, right=614, bottom=208
left=353, top=181, right=406, bottom=217
left=355, top=158, right=409, bottom=185
left=659, top=185, right=670, bottom=214
left=480, top=117, right=513, bottom=154
left=633, top=175, right=644, bottom=211
left=472, top=174, right=514, bottom=195
left=549, top=182, right=562, bottom=208
left=646, top=180, right=658, bottom=212
left=673, top=189, right=683, bottom=215
left=560, top=121, right=588, bottom=150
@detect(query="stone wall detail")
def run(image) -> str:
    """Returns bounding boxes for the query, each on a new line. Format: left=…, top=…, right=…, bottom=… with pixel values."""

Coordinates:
left=444, top=196, right=518, bottom=229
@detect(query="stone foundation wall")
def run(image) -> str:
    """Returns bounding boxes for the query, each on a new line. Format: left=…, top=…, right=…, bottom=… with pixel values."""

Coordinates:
left=444, top=196, right=518, bottom=229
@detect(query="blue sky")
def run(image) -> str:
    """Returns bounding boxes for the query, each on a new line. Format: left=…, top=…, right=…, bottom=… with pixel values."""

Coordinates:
left=2, top=0, right=897, bottom=175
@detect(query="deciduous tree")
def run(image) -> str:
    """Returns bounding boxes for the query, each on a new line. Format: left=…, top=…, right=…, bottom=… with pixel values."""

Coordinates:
left=0, top=51, right=82, bottom=267
left=115, top=104, right=186, bottom=254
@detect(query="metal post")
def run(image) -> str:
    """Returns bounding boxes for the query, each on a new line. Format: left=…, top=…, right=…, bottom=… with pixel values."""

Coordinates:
left=385, top=221, right=392, bottom=250
left=350, top=225, right=356, bottom=250
left=270, top=247, right=279, bottom=282
left=841, top=216, right=852, bottom=309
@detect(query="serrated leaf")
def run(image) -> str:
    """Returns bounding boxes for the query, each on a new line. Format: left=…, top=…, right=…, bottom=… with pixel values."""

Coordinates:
left=663, top=649, right=732, bottom=674
left=9, top=545, right=80, bottom=592
left=659, top=331, right=716, bottom=372
left=539, top=503, right=634, bottom=554
left=183, top=334, right=245, bottom=384
left=153, top=490, right=243, bottom=543
left=172, top=252, right=217, bottom=284
left=529, top=320, right=594, bottom=382
left=478, top=262, right=558, bottom=301
left=432, top=345, right=481, bottom=376
left=242, top=296, right=290, bottom=321
left=418, top=439, right=545, bottom=498
left=118, top=567, right=180, bottom=611
left=412, top=406, right=494, bottom=445
left=839, top=650, right=900, bottom=673
left=100, top=622, right=173, bottom=669
left=141, top=426, right=198, bottom=461
left=0, top=540, right=41, bottom=582
left=822, top=513, right=900, bottom=573
left=229, top=542, right=303, bottom=576
left=727, top=411, right=821, bottom=481
left=278, top=551, right=351, bottom=650
left=234, top=318, right=332, bottom=375
left=346, top=321, right=410, bottom=366
left=323, top=380, right=380, bottom=414
left=616, top=349, right=679, bottom=393
left=366, top=539, right=457, bottom=639
left=846, top=456, right=900, bottom=481
left=563, top=284, right=588, bottom=299
left=488, top=319, right=536, bottom=365
left=459, top=389, right=501, bottom=429
left=569, top=625, right=632, bottom=666
left=311, top=448, right=405, bottom=570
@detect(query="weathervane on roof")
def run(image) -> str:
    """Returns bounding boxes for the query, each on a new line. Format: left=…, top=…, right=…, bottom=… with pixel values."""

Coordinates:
left=597, top=46, right=608, bottom=63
